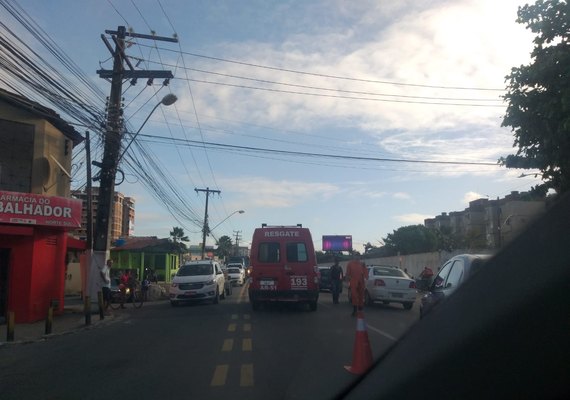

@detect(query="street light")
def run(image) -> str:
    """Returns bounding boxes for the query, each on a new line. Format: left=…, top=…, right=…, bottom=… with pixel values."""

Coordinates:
left=209, top=210, right=245, bottom=233
left=117, top=93, right=177, bottom=163
left=201, top=210, right=245, bottom=260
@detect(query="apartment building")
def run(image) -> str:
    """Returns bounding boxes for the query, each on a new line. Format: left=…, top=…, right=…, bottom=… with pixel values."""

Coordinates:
left=425, top=191, right=547, bottom=249
left=71, top=187, right=135, bottom=243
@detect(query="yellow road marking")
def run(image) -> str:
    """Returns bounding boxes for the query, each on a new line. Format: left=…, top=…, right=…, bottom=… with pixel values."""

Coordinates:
left=240, top=364, right=254, bottom=387
left=242, top=338, right=252, bottom=351
left=222, top=339, right=234, bottom=352
left=243, top=323, right=251, bottom=332
left=228, top=323, right=237, bottom=332
left=211, top=365, right=229, bottom=386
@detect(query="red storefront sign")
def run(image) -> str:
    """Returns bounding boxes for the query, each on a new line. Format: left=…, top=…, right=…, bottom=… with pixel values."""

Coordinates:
left=0, top=190, right=82, bottom=228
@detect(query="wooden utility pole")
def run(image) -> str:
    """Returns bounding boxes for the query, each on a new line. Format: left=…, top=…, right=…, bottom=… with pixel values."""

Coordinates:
left=233, top=230, right=242, bottom=255
left=89, top=26, right=176, bottom=297
left=195, top=187, right=221, bottom=259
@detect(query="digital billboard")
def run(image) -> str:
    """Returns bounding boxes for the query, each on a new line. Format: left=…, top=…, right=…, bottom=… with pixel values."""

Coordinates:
left=322, top=235, right=352, bottom=252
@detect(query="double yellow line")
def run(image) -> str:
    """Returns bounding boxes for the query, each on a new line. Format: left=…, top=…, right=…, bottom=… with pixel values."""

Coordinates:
left=211, top=314, right=254, bottom=387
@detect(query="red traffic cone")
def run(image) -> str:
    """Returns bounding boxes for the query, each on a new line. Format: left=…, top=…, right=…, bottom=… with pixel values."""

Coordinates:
left=344, top=311, right=373, bottom=374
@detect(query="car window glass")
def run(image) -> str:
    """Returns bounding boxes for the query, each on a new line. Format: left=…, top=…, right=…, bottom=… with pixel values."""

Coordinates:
left=259, top=242, right=280, bottom=263
left=433, top=261, right=453, bottom=289
left=286, top=242, right=308, bottom=262
left=445, top=260, right=464, bottom=289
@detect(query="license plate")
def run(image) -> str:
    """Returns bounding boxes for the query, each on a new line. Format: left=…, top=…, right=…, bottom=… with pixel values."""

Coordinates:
left=260, top=279, right=277, bottom=290
left=185, top=291, right=196, bottom=295
left=391, top=292, right=403, bottom=298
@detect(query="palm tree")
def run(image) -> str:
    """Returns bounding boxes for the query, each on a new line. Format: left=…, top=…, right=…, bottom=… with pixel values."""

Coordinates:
left=215, top=235, right=233, bottom=261
left=170, top=226, right=189, bottom=263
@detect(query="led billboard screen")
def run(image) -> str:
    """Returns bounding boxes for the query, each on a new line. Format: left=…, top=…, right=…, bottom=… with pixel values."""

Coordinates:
left=322, top=235, right=352, bottom=252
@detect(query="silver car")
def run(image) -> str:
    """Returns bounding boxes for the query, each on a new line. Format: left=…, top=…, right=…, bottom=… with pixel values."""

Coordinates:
left=420, top=254, right=491, bottom=318
left=349, top=265, right=417, bottom=310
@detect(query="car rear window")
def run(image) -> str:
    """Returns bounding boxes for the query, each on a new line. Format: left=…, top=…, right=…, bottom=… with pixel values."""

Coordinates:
left=257, top=242, right=309, bottom=263
left=372, top=267, right=405, bottom=277
left=286, top=242, right=308, bottom=262
left=178, top=264, right=213, bottom=276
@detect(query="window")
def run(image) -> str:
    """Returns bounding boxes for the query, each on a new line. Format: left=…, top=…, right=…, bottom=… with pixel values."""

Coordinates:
left=259, top=243, right=280, bottom=263
left=434, top=261, right=453, bottom=289
left=445, top=260, right=464, bottom=289
left=286, top=242, right=308, bottom=262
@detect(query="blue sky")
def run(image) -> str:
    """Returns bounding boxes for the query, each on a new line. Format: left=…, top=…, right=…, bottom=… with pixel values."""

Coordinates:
left=2, top=0, right=543, bottom=252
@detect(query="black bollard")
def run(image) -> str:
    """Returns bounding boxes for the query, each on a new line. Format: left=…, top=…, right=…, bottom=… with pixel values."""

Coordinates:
left=97, top=291, right=105, bottom=320
left=84, top=295, right=91, bottom=326
left=6, top=311, right=15, bottom=342
left=45, top=301, right=53, bottom=335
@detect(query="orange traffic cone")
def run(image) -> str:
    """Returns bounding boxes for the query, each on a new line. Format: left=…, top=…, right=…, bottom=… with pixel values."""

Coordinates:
left=344, top=311, right=373, bottom=374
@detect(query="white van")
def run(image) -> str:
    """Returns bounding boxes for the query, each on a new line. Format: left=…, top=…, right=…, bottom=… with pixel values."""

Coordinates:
left=169, top=260, right=226, bottom=306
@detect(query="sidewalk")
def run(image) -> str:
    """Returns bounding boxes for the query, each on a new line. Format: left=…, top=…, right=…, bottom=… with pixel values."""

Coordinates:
left=0, top=295, right=118, bottom=346
left=0, top=295, right=170, bottom=346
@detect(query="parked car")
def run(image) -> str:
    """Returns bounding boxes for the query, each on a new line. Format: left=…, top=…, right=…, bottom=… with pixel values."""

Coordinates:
left=169, top=260, right=226, bottom=306
left=420, top=254, right=491, bottom=318
left=226, top=263, right=246, bottom=286
left=348, top=265, right=416, bottom=310
left=318, top=266, right=343, bottom=293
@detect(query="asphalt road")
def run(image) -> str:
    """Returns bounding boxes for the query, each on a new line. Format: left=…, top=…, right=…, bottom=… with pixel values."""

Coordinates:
left=0, top=284, right=420, bottom=400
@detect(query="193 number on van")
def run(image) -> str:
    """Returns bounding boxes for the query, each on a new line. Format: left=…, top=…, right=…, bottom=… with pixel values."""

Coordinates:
left=290, top=276, right=308, bottom=290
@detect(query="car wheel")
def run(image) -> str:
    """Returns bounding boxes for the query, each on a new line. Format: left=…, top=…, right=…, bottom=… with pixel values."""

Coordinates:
left=213, top=289, right=220, bottom=304
left=403, top=302, right=413, bottom=310
left=225, top=284, right=232, bottom=296
left=308, top=301, right=318, bottom=312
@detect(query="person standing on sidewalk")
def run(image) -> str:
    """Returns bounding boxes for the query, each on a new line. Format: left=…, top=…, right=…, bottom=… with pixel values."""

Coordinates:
left=346, top=254, right=368, bottom=316
left=330, top=257, right=344, bottom=304
left=100, top=259, right=113, bottom=314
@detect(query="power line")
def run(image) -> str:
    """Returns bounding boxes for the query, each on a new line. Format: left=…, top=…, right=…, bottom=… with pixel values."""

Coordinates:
left=136, top=132, right=500, bottom=167
left=137, top=43, right=505, bottom=92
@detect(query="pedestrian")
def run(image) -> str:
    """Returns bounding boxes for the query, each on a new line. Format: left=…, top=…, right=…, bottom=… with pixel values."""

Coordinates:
left=100, top=259, right=112, bottom=314
left=330, top=257, right=344, bottom=304
left=345, top=254, right=369, bottom=316
left=141, top=274, right=150, bottom=301
left=419, top=266, right=434, bottom=291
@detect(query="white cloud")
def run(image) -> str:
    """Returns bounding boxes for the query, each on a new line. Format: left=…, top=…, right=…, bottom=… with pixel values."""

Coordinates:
left=394, top=213, right=432, bottom=224
left=463, top=191, right=486, bottom=205
left=393, top=192, right=411, bottom=200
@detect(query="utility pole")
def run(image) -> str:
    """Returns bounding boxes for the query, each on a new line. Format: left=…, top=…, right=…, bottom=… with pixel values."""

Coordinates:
left=233, top=230, right=242, bottom=255
left=88, top=26, right=176, bottom=298
left=195, top=187, right=221, bottom=260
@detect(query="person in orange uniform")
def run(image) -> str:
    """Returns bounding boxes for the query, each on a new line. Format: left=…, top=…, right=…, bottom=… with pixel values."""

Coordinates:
left=346, top=253, right=369, bottom=316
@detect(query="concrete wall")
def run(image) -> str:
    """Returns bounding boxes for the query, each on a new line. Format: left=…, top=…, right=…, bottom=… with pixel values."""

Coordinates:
left=319, top=249, right=495, bottom=279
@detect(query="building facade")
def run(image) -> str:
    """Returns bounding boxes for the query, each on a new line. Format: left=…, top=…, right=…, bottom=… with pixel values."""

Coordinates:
left=0, top=89, right=84, bottom=323
left=425, top=191, right=547, bottom=250
left=71, top=188, right=135, bottom=243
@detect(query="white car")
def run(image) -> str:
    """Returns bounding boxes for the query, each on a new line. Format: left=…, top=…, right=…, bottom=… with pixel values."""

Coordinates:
left=226, top=263, right=245, bottom=286
left=349, top=265, right=417, bottom=310
left=169, top=261, right=226, bottom=306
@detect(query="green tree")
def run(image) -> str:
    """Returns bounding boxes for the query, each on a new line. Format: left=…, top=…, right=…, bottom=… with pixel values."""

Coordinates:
left=383, top=225, right=438, bottom=255
left=169, top=226, right=189, bottom=263
left=501, top=0, right=570, bottom=194
left=215, top=235, right=233, bottom=260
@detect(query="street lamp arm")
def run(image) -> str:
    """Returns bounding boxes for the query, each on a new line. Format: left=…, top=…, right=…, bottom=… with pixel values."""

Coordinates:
left=210, top=210, right=245, bottom=233
left=117, top=93, right=177, bottom=164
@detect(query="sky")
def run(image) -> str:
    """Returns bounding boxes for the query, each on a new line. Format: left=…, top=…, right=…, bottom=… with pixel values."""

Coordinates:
left=1, top=0, right=543, bottom=252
